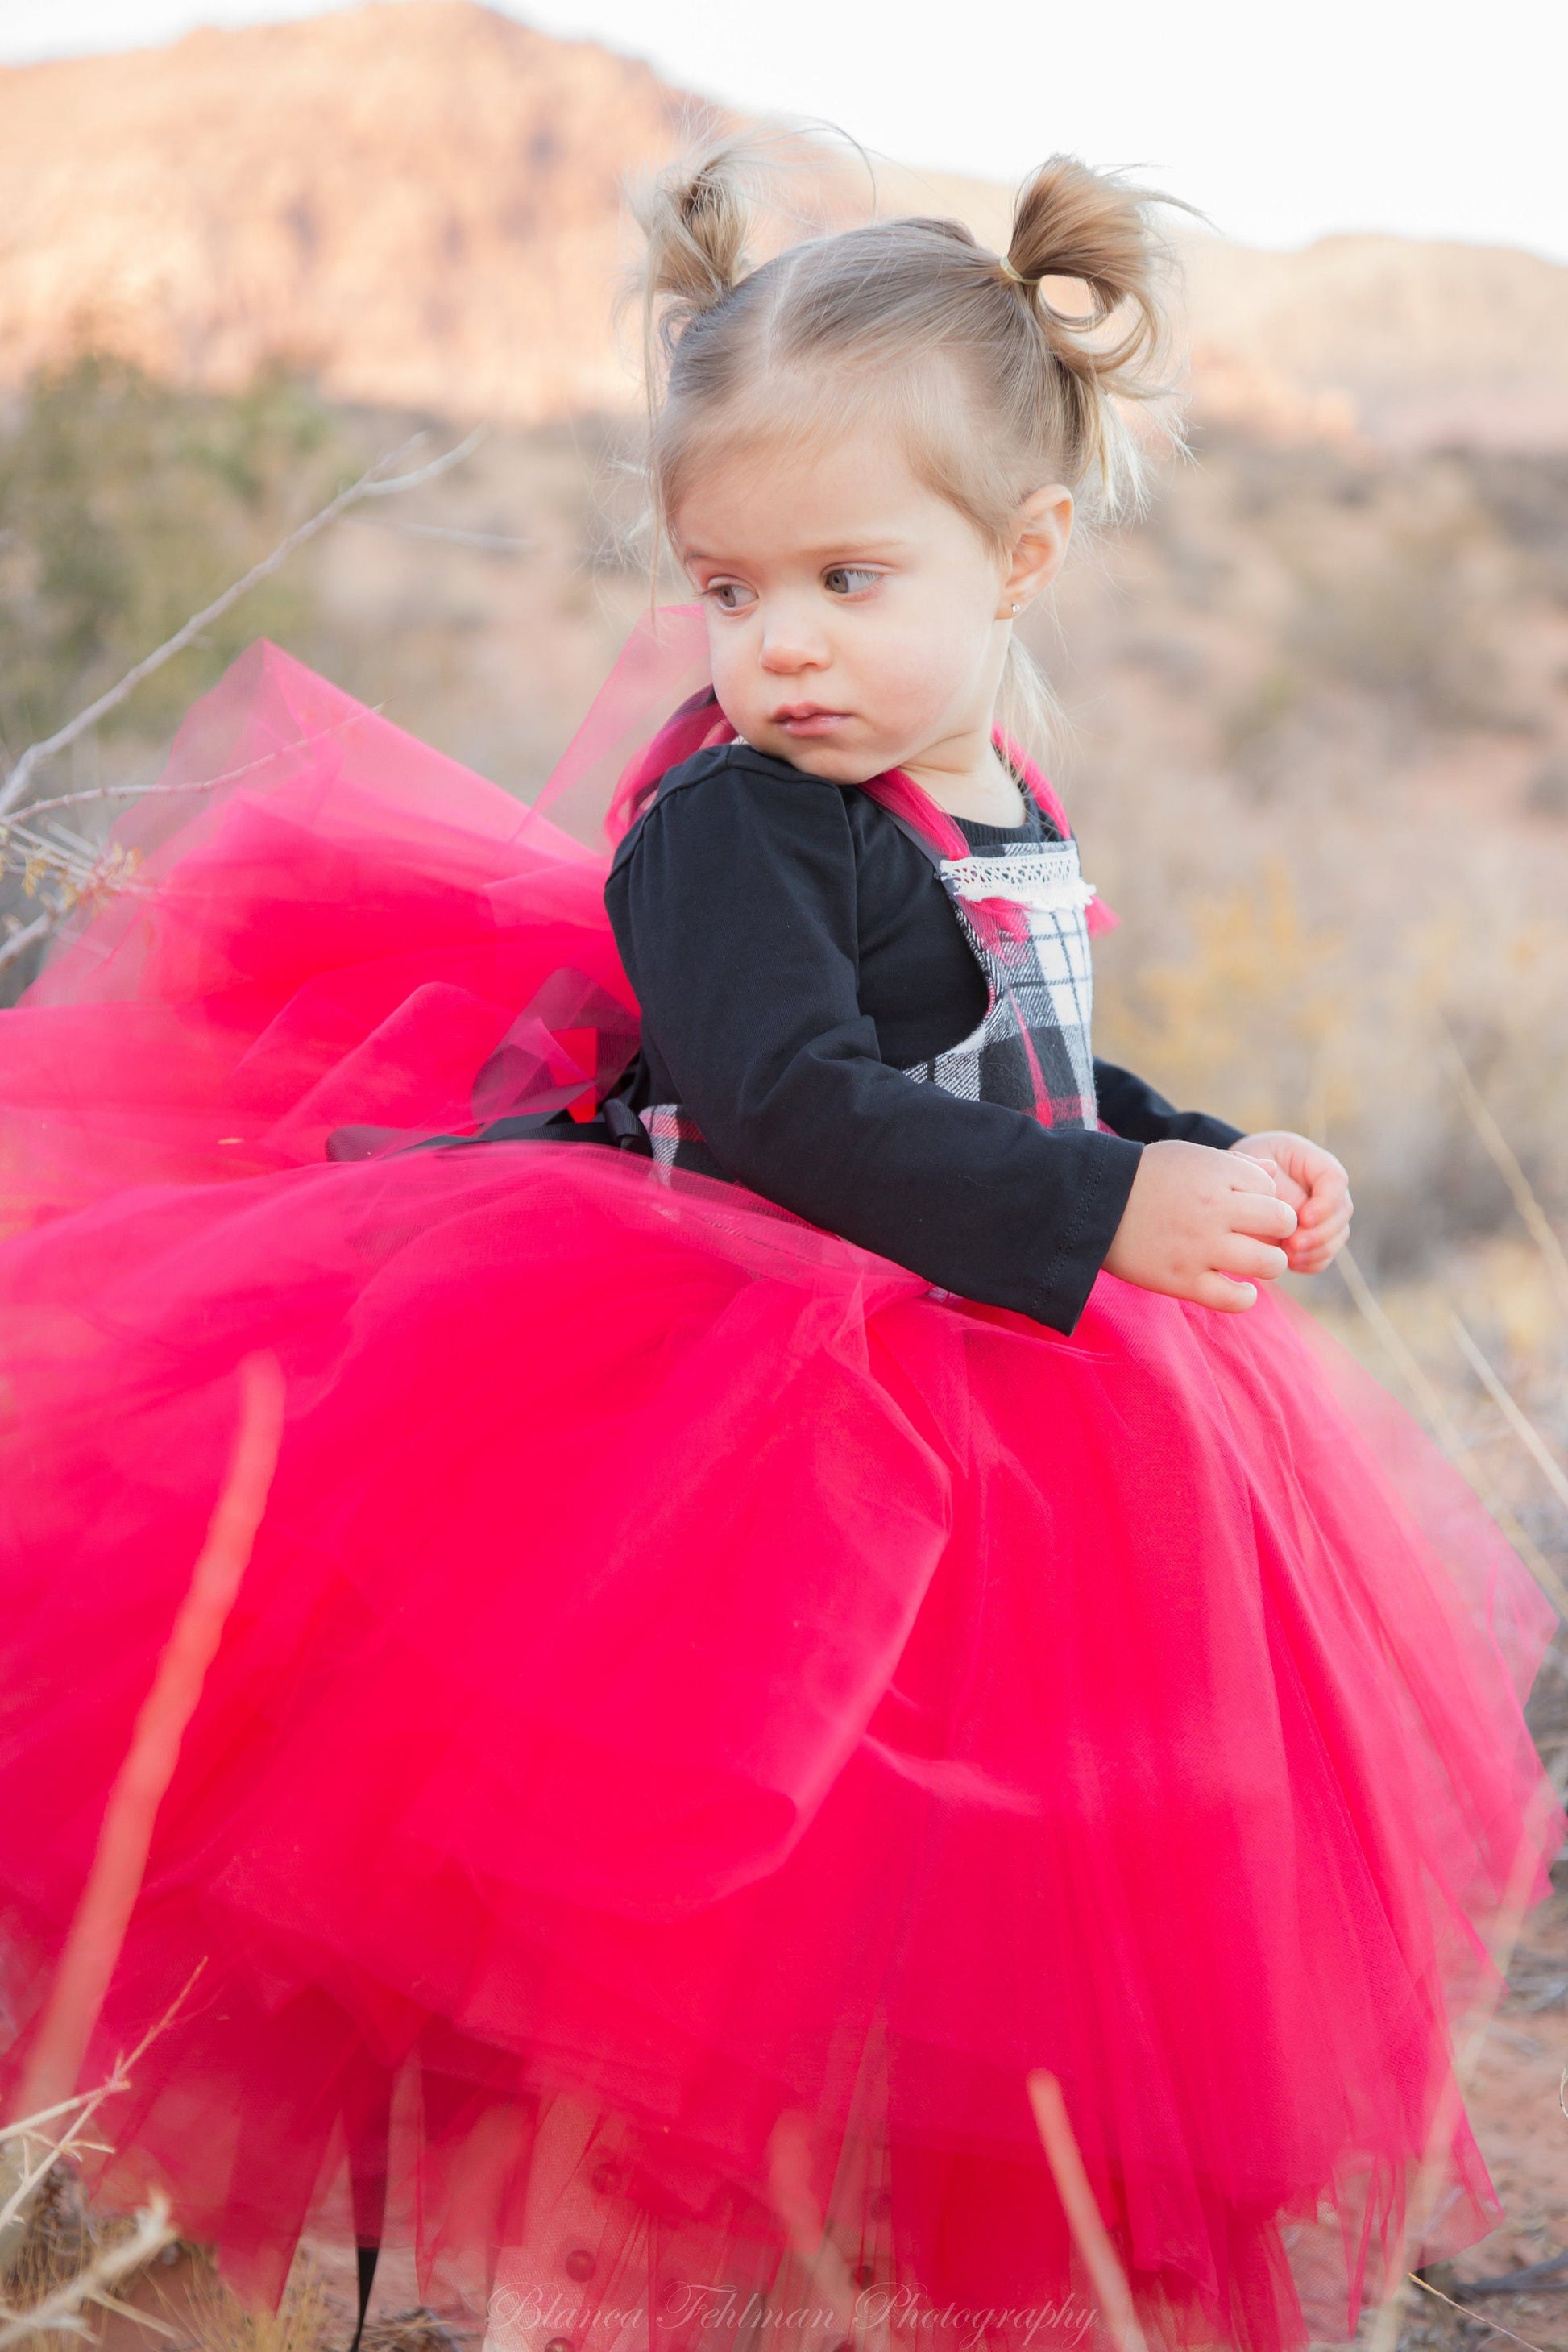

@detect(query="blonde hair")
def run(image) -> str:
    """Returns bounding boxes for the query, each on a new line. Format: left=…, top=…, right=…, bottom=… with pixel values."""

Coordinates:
left=632, top=139, right=1183, bottom=758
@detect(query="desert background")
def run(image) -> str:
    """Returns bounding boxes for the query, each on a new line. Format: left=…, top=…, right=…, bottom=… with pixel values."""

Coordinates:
left=2, top=3, right=1568, bottom=2346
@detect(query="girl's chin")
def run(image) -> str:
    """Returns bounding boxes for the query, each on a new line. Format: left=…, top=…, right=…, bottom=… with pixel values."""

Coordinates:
left=751, top=728, right=891, bottom=783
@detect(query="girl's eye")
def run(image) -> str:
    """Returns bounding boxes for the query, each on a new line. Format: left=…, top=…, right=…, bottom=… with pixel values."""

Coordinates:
left=823, top=566, right=881, bottom=597
left=703, top=581, right=756, bottom=613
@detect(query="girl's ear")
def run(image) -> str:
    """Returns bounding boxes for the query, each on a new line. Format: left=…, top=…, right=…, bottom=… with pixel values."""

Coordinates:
left=998, top=486, right=1074, bottom=617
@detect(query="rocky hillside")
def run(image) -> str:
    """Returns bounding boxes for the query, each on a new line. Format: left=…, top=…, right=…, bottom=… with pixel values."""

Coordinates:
left=4, top=0, right=1566, bottom=447
left=0, top=2, right=711, bottom=421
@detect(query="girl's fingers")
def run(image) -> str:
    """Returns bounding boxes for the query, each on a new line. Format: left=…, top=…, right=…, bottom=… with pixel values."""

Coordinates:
left=1193, top=1272, right=1257, bottom=1313
left=1300, top=1181, right=1351, bottom=1225
left=1227, top=1151, right=1280, bottom=1191
left=1217, top=1235, right=1291, bottom=1283
left=1232, top=1193, right=1298, bottom=1242
left=1295, top=1201, right=1344, bottom=1237
left=1288, top=1217, right=1351, bottom=1271
left=1281, top=1153, right=1349, bottom=1209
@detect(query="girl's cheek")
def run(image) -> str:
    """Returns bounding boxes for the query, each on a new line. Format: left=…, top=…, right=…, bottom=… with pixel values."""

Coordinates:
left=707, top=637, right=755, bottom=711
left=873, top=645, right=965, bottom=727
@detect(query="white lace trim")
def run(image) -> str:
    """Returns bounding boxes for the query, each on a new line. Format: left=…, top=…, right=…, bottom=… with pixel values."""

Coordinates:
left=937, top=848, right=1098, bottom=915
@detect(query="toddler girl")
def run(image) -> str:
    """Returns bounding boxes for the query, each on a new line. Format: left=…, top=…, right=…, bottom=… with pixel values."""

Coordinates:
left=607, top=151, right=1347, bottom=1331
left=0, top=144, right=1555, bottom=2352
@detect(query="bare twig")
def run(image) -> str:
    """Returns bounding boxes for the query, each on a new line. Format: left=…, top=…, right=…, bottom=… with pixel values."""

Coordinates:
left=17, top=1356, right=285, bottom=2121
left=0, top=816, right=117, bottom=894
left=0, top=910, right=56, bottom=977
left=1338, top=1249, right=1477, bottom=1466
left=73, top=2288, right=182, bottom=2339
left=8, top=700, right=384, bottom=826
left=763, top=2110, right=859, bottom=2341
left=0, top=1966, right=205, bottom=2201
left=0, top=2192, right=175, bottom=2346
left=1450, top=1314, right=1568, bottom=1524
left=1027, top=2071, right=1148, bottom=2352
left=0, top=431, right=483, bottom=818
left=14, top=780, right=230, bottom=823
left=344, top=516, right=533, bottom=551
left=1466, top=2248, right=1568, bottom=2296
left=1336, top=1250, right=1568, bottom=1615
left=1406, top=2271, right=1549, bottom=2352
left=0, top=1916, right=205, bottom=2280
left=0, top=1968, right=206, bottom=2261
left=0, top=704, right=387, bottom=993
left=1438, top=1024, right=1568, bottom=1321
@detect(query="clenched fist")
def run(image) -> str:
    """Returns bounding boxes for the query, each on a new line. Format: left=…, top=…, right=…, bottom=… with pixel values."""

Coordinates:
left=1103, top=1139, right=1298, bottom=1313
left=1227, top=1130, right=1353, bottom=1276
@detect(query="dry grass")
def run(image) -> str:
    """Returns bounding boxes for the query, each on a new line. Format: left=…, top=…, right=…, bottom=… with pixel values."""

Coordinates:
left=0, top=2130, right=477, bottom=2352
left=0, top=2104, right=175, bottom=2350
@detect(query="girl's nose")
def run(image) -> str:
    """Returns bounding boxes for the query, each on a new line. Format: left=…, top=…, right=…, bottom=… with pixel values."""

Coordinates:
left=757, top=604, right=829, bottom=674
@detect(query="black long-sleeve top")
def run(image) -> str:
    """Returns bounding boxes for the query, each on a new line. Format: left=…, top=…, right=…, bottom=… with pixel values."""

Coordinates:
left=604, top=741, right=1243, bottom=1334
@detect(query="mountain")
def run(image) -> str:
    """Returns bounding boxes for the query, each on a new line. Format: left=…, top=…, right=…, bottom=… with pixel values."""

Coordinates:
left=3, top=0, right=1566, bottom=448
left=0, top=1, right=702, bottom=419
left=1179, top=230, right=1568, bottom=449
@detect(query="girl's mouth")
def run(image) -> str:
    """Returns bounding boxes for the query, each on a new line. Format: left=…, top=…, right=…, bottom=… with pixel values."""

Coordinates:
left=772, top=706, right=851, bottom=738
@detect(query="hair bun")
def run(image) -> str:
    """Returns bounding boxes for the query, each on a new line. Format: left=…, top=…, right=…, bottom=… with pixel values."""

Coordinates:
left=633, top=140, right=754, bottom=330
left=1003, top=154, right=1172, bottom=382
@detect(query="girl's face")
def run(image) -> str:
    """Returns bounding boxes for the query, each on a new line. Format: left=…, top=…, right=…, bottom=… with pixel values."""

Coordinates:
left=672, top=419, right=1071, bottom=795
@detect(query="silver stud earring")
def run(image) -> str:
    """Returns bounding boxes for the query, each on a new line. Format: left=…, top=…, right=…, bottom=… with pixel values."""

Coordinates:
left=1010, top=601, right=1021, bottom=615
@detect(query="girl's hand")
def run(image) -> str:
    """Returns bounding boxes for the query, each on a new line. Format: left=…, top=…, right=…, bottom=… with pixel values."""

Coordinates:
left=1228, top=1131, right=1353, bottom=1275
left=1103, top=1139, right=1298, bottom=1313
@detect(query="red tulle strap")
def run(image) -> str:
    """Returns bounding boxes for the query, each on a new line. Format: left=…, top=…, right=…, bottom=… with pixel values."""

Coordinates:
left=857, top=740, right=1118, bottom=935
left=855, top=767, right=969, bottom=861
left=995, top=728, right=1072, bottom=841
left=604, top=688, right=737, bottom=847
left=530, top=603, right=716, bottom=848
left=995, top=728, right=1118, bottom=935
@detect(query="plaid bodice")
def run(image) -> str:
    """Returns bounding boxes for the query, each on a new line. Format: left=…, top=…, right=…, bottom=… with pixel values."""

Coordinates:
left=901, top=836, right=1098, bottom=1130
left=640, top=799, right=1100, bottom=1180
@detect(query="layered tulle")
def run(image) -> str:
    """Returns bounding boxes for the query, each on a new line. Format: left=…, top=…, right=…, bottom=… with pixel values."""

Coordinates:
left=0, top=644, right=1558, bottom=2352
left=0, top=640, right=642, bottom=1222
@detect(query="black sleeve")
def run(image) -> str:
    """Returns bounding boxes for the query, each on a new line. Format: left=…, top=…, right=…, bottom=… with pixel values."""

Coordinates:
left=606, top=762, right=1145, bottom=1334
left=1093, top=1060, right=1245, bottom=1151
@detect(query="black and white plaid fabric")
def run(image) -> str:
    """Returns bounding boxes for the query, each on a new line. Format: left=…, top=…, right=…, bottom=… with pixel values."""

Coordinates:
left=899, top=840, right=1098, bottom=1130
left=640, top=819, right=1101, bottom=1178
left=641, top=1102, right=727, bottom=1178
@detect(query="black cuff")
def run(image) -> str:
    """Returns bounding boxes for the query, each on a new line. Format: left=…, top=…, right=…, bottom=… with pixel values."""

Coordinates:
left=1021, top=1134, right=1143, bottom=1336
left=1152, top=1110, right=1247, bottom=1151
left=1090, top=1060, right=1243, bottom=1154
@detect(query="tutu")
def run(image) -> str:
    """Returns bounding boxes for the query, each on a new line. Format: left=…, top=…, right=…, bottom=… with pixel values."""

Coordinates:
left=0, top=637, right=1558, bottom=2352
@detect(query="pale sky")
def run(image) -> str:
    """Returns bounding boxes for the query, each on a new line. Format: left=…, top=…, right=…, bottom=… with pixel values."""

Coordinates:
left=4, top=0, right=1566, bottom=261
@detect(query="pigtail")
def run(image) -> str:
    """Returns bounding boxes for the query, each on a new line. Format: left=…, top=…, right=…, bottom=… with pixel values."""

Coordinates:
left=1000, top=156, right=1181, bottom=521
left=631, top=141, right=758, bottom=389
left=1004, top=158, right=1166, bottom=376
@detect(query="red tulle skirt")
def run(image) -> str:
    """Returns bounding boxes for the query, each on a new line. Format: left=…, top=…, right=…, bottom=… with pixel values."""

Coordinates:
left=0, top=645, right=1558, bottom=2352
